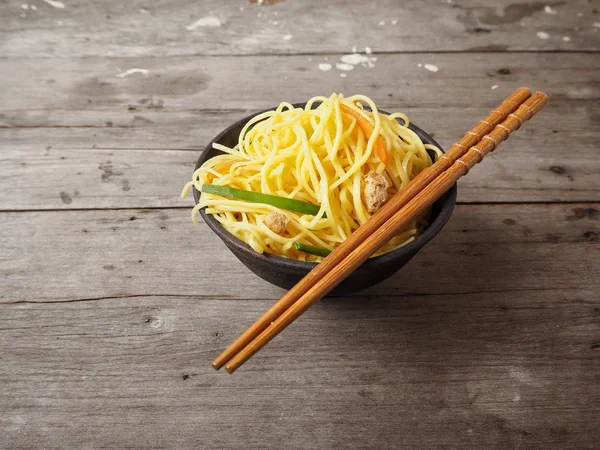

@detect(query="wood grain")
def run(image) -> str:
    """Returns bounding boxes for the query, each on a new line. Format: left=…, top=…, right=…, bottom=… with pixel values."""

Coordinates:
left=1, top=290, right=598, bottom=449
left=1, top=52, right=598, bottom=207
left=1, top=0, right=598, bottom=57
left=2, top=0, right=600, bottom=447
left=1, top=203, right=598, bottom=303
left=2, top=122, right=598, bottom=211
left=1, top=53, right=598, bottom=113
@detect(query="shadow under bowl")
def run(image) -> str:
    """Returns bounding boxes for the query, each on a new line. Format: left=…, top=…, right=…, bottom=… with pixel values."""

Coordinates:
left=193, top=104, right=457, bottom=295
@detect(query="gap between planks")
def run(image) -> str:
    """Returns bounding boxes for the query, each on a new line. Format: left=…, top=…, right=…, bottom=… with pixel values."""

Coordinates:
left=1, top=50, right=599, bottom=61
left=0, top=286, right=580, bottom=306
left=0, top=200, right=599, bottom=214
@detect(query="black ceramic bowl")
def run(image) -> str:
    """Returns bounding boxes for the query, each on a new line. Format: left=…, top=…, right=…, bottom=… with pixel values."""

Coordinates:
left=193, top=104, right=457, bottom=294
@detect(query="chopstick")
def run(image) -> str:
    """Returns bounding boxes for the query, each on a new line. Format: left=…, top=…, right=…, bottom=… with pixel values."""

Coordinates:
left=212, top=87, right=536, bottom=372
left=212, top=87, right=533, bottom=371
left=222, top=91, right=548, bottom=373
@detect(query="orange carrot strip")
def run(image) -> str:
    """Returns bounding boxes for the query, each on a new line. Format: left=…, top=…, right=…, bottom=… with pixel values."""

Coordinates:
left=340, top=104, right=390, bottom=166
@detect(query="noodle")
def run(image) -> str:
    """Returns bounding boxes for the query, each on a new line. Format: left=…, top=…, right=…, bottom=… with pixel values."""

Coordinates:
left=182, top=93, right=441, bottom=262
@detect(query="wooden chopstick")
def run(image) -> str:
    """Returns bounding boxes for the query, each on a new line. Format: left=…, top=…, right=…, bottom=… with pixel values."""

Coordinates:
left=211, top=87, right=533, bottom=371
left=223, top=91, right=548, bottom=373
left=212, top=87, right=531, bottom=369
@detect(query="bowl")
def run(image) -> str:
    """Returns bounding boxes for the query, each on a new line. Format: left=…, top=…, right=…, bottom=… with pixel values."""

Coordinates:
left=193, top=104, right=457, bottom=294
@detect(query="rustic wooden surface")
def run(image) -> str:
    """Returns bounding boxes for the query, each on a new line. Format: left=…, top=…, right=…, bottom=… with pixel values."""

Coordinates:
left=1, top=0, right=599, bottom=449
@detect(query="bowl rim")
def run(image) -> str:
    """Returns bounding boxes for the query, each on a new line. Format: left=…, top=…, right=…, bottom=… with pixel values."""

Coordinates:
left=192, top=103, right=457, bottom=271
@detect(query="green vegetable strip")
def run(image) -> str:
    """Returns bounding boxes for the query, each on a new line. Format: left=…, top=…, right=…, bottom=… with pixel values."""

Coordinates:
left=201, top=184, right=323, bottom=216
left=294, top=241, right=332, bottom=257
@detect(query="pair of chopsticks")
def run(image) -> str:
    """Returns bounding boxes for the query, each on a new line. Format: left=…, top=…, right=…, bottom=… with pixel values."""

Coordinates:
left=213, top=87, right=548, bottom=373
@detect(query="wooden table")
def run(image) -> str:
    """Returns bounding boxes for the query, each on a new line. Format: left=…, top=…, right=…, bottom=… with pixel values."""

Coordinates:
left=1, top=1, right=599, bottom=448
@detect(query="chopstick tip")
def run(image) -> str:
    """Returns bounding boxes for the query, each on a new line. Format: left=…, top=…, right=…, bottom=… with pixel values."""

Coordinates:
left=530, top=91, right=549, bottom=111
left=513, top=87, right=532, bottom=97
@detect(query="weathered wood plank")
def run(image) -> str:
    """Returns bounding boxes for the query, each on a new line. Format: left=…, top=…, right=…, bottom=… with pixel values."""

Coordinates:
left=1, top=0, right=598, bottom=57
left=1, top=52, right=598, bottom=207
left=1, top=290, right=598, bottom=449
left=2, top=138, right=598, bottom=211
left=1, top=1, right=598, bottom=448
left=1, top=204, right=598, bottom=303
left=1, top=147, right=195, bottom=210
left=1, top=53, right=598, bottom=113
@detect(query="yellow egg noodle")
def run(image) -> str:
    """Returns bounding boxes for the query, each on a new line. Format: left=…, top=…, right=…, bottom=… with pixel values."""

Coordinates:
left=182, top=93, right=441, bottom=262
